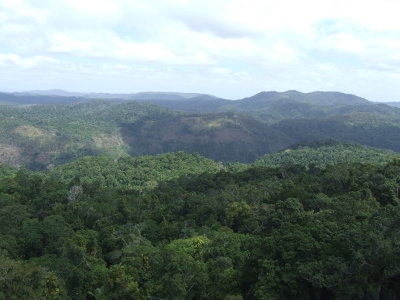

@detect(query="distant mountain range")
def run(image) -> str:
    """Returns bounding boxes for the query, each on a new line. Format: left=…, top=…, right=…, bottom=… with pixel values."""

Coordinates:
left=254, top=141, right=399, bottom=168
left=1, top=89, right=400, bottom=169
left=2, top=89, right=400, bottom=118
left=386, top=102, right=400, bottom=108
left=13, top=89, right=215, bottom=100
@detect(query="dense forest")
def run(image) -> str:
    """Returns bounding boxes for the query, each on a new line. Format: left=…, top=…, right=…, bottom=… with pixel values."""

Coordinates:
left=255, top=141, right=399, bottom=168
left=1, top=90, right=400, bottom=299
left=0, top=151, right=400, bottom=299
left=2, top=90, right=400, bottom=169
left=0, top=101, right=173, bottom=169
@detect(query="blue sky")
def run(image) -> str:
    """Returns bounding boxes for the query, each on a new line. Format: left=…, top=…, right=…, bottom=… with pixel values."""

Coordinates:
left=0, top=0, right=399, bottom=101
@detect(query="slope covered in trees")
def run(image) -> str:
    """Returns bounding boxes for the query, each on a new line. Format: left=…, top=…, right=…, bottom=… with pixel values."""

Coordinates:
left=2, top=90, right=400, bottom=170
left=0, top=101, right=173, bottom=169
left=3, top=90, right=397, bottom=124
left=0, top=101, right=296, bottom=168
left=273, top=112, right=400, bottom=151
left=0, top=152, right=399, bottom=299
left=121, top=113, right=292, bottom=162
left=255, top=141, right=399, bottom=168
left=47, top=152, right=221, bottom=190
left=0, top=91, right=84, bottom=105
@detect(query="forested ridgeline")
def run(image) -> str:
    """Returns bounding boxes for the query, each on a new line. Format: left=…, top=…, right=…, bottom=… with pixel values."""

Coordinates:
left=3, top=91, right=400, bottom=170
left=0, top=101, right=173, bottom=170
left=255, top=141, right=399, bottom=168
left=0, top=152, right=400, bottom=299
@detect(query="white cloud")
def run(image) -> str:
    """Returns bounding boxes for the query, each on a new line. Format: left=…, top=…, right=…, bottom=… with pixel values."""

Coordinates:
left=319, top=33, right=365, bottom=53
left=0, top=0, right=400, bottom=100
left=0, top=54, right=21, bottom=66
left=112, top=38, right=176, bottom=62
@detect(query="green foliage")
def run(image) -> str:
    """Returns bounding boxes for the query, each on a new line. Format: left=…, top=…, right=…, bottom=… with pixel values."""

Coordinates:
left=47, top=151, right=220, bottom=190
left=255, top=142, right=399, bottom=168
left=0, top=101, right=171, bottom=170
left=273, top=113, right=400, bottom=152
left=4, top=90, right=400, bottom=299
left=0, top=257, right=67, bottom=300
left=2, top=91, right=400, bottom=169
left=0, top=101, right=293, bottom=166
left=1, top=151, right=400, bottom=299
left=120, top=112, right=292, bottom=163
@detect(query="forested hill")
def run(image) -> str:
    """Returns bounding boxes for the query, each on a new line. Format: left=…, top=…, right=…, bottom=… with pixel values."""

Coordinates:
left=120, top=113, right=292, bottom=162
left=47, top=152, right=221, bottom=190
left=0, top=101, right=173, bottom=169
left=0, top=151, right=399, bottom=299
left=140, top=90, right=396, bottom=125
left=45, top=144, right=398, bottom=192
left=0, top=100, right=295, bottom=168
left=1, top=90, right=391, bottom=123
left=0, top=91, right=84, bottom=105
left=2, top=90, right=400, bottom=170
left=255, top=142, right=399, bottom=168
left=386, top=102, right=400, bottom=108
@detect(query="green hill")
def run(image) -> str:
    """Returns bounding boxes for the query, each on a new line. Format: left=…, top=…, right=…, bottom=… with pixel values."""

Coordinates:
left=1, top=89, right=400, bottom=299
left=255, top=142, right=399, bottom=168
left=47, top=151, right=221, bottom=190
left=273, top=112, right=400, bottom=151
left=5, top=90, right=396, bottom=125
left=2, top=90, right=400, bottom=170
left=0, top=100, right=172, bottom=170
left=121, top=113, right=293, bottom=163
left=0, top=101, right=295, bottom=169
left=0, top=91, right=84, bottom=105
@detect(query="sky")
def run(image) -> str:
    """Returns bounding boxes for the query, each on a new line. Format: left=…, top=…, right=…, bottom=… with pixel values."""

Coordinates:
left=0, top=0, right=399, bottom=101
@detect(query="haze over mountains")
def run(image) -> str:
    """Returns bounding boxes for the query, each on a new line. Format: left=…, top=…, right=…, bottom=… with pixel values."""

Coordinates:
left=2, top=88, right=397, bottom=102
left=3, top=89, right=400, bottom=111
left=1, top=89, right=400, bottom=170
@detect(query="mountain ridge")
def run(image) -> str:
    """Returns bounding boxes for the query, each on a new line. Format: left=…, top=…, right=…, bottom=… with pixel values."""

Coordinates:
left=1, top=89, right=400, bottom=170
left=1, top=89, right=379, bottom=104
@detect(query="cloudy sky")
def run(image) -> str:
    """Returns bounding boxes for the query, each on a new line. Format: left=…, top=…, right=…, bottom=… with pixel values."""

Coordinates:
left=0, top=0, right=399, bottom=101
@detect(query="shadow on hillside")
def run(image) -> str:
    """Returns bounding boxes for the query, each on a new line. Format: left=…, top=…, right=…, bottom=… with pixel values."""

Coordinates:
left=119, top=115, right=293, bottom=163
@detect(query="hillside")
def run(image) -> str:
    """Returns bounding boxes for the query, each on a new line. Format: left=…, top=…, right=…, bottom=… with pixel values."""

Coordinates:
left=7, top=89, right=398, bottom=124
left=386, top=102, right=400, bottom=108
left=221, top=91, right=400, bottom=124
left=17, top=90, right=212, bottom=100
left=2, top=90, right=221, bottom=105
left=0, top=100, right=293, bottom=169
left=255, top=142, right=399, bottom=168
left=273, top=112, right=400, bottom=151
left=101, top=90, right=396, bottom=125
left=47, top=143, right=400, bottom=191
left=0, top=101, right=172, bottom=169
left=2, top=90, right=400, bottom=170
left=47, top=152, right=221, bottom=190
left=0, top=92, right=84, bottom=105
left=121, top=113, right=293, bottom=163
left=234, top=90, right=368, bottom=107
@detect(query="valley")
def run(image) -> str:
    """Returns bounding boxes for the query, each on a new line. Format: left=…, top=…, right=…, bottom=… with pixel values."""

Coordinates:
left=1, top=90, right=400, bottom=299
